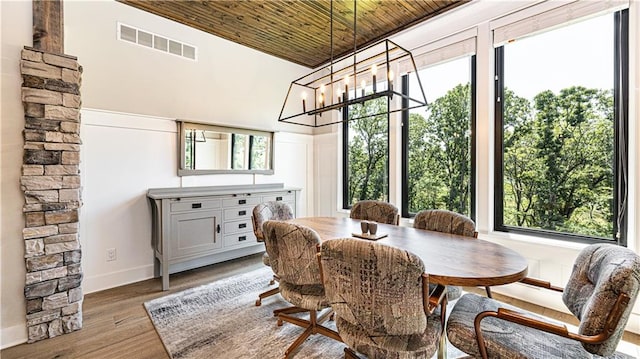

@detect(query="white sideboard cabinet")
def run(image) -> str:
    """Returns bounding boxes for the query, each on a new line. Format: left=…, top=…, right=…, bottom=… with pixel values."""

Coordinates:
left=147, top=183, right=299, bottom=290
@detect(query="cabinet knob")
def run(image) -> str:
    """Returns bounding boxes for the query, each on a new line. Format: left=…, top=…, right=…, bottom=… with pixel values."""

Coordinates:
left=239, top=223, right=247, bottom=229
left=239, top=210, right=246, bottom=216
left=239, top=199, right=246, bottom=205
left=238, top=236, right=247, bottom=241
left=216, top=224, right=221, bottom=233
left=192, top=203, right=202, bottom=209
left=276, top=196, right=283, bottom=201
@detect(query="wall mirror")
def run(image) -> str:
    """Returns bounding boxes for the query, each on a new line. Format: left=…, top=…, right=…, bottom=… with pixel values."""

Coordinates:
left=178, top=121, right=274, bottom=176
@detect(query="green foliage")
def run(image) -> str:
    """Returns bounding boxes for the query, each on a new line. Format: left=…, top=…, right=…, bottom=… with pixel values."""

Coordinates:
left=345, top=81, right=615, bottom=239
left=502, top=86, right=614, bottom=238
left=232, top=134, right=247, bottom=169
left=346, top=97, right=389, bottom=205
left=250, top=136, right=267, bottom=169
left=407, top=84, right=472, bottom=215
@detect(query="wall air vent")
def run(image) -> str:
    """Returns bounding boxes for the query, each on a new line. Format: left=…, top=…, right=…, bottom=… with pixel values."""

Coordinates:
left=118, top=23, right=197, bottom=61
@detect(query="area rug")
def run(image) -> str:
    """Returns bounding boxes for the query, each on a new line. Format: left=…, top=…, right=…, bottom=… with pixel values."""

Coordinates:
left=144, top=266, right=466, bottom=359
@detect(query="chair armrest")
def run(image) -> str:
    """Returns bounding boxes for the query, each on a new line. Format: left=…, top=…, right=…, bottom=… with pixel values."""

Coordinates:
left=427, top=285, right=446, bottom=315
left=422, top=273, right=446, bottom=315
left=496, top=308, right=570, bottom=336
left=473, top=293, right=631, bottom=359
left=251, top=215, right=263, bottom=242
left=316, top=250, right=324, bottom=285
left=473, top=308, right=570, bottom=359
left=520, top=277, right=564, bottom=292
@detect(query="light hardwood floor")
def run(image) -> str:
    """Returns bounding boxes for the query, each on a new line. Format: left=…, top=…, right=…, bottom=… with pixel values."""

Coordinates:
left=2, top=253, right=639, bottom=358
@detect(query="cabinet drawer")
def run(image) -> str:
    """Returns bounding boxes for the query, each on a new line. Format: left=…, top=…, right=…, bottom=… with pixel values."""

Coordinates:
left=170, top=199, right=221, bottom=212
left=224, top=207, right=253, bottom=221
left=222, top=196, right=261, bottom=208
left=223, top=232, right=257, bottom=248
left=224, top=219, right=253, bottom=234
left=261, top=192, right=294, bottom=203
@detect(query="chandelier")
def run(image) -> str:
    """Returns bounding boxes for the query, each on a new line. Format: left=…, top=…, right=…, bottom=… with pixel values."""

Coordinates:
left=278, top=1, right=427, bottom=128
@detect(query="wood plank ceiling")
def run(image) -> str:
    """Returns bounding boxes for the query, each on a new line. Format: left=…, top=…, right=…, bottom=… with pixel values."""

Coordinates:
left=117, top=0, right=468, bottom=68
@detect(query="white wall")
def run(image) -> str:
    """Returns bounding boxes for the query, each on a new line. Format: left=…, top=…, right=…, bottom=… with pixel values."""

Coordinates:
left=1, top=0, right=35, bottom=348
left=314, top=0, right=640, bottom=336
left=64, top=1, right=311, bottom=135
left=1, top=0, right=312, bottom=348
left=79, top=110, right=314, bottom=295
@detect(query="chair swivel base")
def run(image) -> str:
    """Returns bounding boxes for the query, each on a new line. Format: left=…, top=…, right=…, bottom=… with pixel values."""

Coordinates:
left=277, top=309, right=341, bottom=358
left=274, top=306, right=308, bottom=317
left=255, top=286, right=280, bottom=306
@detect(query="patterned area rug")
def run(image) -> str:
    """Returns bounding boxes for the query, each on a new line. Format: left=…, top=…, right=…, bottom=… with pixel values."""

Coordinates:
left=144, top=267, right=466, bottom=359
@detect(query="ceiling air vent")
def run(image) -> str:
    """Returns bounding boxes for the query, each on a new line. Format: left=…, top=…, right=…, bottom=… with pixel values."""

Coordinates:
left=118, top=23, right=197, bottom=61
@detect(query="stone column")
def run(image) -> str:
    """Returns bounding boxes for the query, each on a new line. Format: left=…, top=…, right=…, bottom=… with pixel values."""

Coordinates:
left=20, top=47, right=83, bottom=342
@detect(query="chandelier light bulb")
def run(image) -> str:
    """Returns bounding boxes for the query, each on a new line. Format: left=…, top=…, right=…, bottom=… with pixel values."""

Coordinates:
left=344, top=75, right=350, bottom=101
left=301, top=92, right=307, bottom=112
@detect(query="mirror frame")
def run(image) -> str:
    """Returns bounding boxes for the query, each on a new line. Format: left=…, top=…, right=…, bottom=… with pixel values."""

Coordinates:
left=177, top=121, right=275, bottom=176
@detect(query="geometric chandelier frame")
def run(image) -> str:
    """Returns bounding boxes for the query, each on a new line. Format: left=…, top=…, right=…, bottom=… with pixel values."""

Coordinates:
left=278, top=1, right=427, bottom=127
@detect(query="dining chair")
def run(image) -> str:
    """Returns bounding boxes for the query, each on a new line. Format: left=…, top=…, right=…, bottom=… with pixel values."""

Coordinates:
left=320, top=238, right=446, bottom=359
left=349, top=200, right=399, bottom=225
left=251, top=201, right=294, bottom=306
left=413, top=209, right=492, bottom=299
left=262, top=220, right=342, bottom=358
left=446, top=243, right=640, bottom=359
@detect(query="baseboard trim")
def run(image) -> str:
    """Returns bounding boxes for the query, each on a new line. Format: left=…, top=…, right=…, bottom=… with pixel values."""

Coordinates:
left=1, top=324, right=27, bottom=350
left=84, top=264, right=155, bottom=294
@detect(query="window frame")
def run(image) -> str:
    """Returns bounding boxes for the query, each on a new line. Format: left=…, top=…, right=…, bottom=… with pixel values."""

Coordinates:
left=493, top=10, right=629, bottom=245
left=400, top=55, right=477, bottom=220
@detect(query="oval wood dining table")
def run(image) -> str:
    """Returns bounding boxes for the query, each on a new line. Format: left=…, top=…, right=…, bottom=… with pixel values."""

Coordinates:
left=286, top=216, right=528, bottom=359
left=287, top=216, right=528, bottom=287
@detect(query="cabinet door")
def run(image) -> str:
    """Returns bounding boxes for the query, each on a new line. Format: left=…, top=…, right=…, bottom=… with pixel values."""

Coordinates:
left=169, top=210, right=222, bottom=260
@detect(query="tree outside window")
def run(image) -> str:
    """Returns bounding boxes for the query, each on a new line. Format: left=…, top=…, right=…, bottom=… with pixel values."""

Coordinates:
left=403, top=56, right=474, bottom=218
left=495, top=11, right=627, bottom=242
left=343, top=97, right=389, bottom=208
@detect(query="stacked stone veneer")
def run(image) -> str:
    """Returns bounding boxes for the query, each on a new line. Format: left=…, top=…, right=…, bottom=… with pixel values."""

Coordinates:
left=20, top=47, right=83, bottom=342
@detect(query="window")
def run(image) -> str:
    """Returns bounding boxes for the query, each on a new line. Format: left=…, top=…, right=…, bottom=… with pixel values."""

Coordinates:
left=342, top=98, right=389, bottom=209
left=402, top=56, right=476, bottom=218
left=494, top=10, right=628, bottom=243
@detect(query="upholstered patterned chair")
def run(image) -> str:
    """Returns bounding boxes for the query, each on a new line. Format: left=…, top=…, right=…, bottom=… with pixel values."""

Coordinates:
left=320, top=238, right=445, bottom=359
left=413, top=209, right=491, bottom=300
left=349, top=200, right=399, bottom=225
left=447, top=243, right=640, bottom=359
left=262, top=220, right=341, bottom=358
left=251, top=201, right=294, bottom=306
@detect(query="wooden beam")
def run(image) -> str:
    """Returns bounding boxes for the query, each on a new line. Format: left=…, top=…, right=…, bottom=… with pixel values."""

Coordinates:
left=33, top=0, right=64, bottom=54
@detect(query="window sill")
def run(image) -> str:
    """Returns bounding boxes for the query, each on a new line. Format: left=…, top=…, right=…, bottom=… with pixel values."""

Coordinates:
left=478, top=229, right=588, bottom=251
